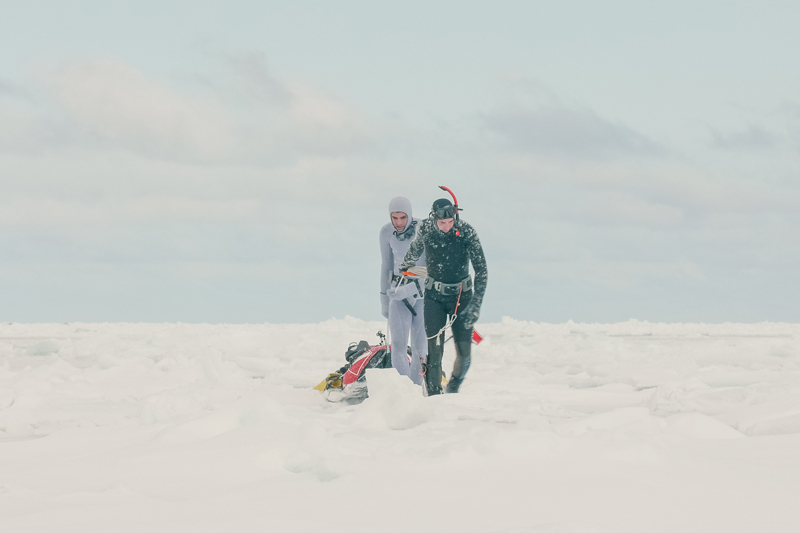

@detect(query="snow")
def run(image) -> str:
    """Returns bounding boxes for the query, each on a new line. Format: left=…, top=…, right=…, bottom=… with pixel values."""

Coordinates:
left=1, top=318, right=799, bottom=532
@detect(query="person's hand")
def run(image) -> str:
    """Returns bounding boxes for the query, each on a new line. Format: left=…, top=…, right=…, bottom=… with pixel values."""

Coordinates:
left=461, top=302, right=479, bottom=329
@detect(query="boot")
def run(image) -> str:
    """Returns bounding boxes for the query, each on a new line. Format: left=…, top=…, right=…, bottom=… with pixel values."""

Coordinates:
left=446, top=341, right=472, bottom=394
left=445, top=377, right=463, bottom=393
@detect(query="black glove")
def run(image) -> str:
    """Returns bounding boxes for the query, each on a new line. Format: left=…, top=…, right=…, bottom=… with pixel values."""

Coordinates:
left=461, top=302, right=480, bottom=330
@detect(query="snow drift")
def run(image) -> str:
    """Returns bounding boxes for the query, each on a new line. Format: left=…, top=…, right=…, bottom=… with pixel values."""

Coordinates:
left=1, top=318, right=799, bottom=532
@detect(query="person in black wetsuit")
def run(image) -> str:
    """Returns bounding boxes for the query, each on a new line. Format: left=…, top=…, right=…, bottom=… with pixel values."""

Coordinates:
left=399, top=198, right=487, bottom=395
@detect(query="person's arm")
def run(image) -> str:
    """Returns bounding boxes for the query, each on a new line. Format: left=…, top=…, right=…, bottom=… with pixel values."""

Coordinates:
left=462, top=223, right=487, bottom=328
left=400, top=221, right=427, bottom=273
left=379, top=226, right=393, bottom=318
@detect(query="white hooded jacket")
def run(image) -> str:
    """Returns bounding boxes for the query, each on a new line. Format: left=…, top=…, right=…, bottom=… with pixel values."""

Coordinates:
left=379, top=196, right=426, bottom=316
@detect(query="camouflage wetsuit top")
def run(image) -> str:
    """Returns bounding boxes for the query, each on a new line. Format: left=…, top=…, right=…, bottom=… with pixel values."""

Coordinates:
left=400, top=217, right=488, bottom=316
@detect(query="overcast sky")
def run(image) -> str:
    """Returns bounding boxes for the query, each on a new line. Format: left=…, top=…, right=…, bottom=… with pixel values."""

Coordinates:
left=2, top=0, right=799, bottom=324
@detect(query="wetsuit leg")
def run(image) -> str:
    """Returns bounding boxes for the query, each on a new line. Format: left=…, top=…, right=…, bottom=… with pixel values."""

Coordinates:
left=388, top=299, right=412, bottom=378
left=423, top=294, right=449, bottom=395
left=446, top=291, right=474, bottom=393
left=425, top=335, right=443, bottom=395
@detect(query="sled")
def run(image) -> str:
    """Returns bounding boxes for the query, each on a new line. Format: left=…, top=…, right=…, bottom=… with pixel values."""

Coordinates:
left=313, top=328, right=483, bottom=401
left=313, top=335, right=393, bottom=403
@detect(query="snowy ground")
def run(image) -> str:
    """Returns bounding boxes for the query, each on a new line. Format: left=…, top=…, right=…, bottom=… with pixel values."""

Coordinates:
left=1, top=318, right=799, bottom=533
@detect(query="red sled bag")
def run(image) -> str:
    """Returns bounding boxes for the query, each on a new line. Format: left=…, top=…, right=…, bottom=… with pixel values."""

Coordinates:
left=313, top=335, right=393, bottom=403
left=313, top=329, right=484, bottom=402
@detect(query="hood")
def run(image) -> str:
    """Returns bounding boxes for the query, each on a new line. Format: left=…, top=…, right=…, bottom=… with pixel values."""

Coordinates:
left=389, top=196, right=414, bottom=238
left=388, top=196, right=412, bottom=220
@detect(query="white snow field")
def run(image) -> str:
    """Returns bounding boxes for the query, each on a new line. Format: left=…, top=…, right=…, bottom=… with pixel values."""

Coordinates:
left=1, top=319, right=799, bottom=533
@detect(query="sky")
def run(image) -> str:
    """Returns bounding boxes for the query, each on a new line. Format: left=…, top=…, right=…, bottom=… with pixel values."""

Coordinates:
left=1, top=0, right=799, bottom=324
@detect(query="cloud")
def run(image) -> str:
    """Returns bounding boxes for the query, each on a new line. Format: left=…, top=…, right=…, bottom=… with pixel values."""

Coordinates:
left=538, top=259, right=705, bottom=291
left=782, top=102, right=800, bottom=153
left=558, top=190, right=684, bottom=228
left=9, top=56, right=375, bottom=166
left=489, top=150, right=796, bottom=218
left=710, top=123, right=778, bottom=150
left=0, top=101, right=60, bottom=154
left=0, top=77, right=28, bottom=98
left=3, top=54, right=800, bottom=323
left=197, top=51, right=376, bottom=160
left=0, top=77, right=62, bottom=155
left=49, top=58, right=237, bottom=161
left=483, top=105, right=661, bottom=160
left=0, top=196, right=262, bottom=229
left=219, top=51, right=292, bottom=106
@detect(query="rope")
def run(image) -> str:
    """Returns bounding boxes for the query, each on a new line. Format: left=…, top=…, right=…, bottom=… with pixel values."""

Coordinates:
left=426, top=283, right=463, bottom=340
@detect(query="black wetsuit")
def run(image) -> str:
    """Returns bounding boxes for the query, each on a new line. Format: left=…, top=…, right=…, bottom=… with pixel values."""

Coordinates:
left=400, top=217, right=487, bottom=394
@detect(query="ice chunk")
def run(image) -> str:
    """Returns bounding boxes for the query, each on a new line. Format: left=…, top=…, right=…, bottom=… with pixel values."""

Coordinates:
left=353, top=368, right=434, bottom=430
left=555, top=407, right=652, bottom=436
left=666, top=413, right=744, bottom=439
left=25, top=341, right=60, bottom=356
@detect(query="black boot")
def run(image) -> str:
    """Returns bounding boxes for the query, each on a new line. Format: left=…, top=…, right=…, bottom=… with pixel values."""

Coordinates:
left=446, top=341, right=472, bottom=394
left=445, top=377, right=463, bottom=393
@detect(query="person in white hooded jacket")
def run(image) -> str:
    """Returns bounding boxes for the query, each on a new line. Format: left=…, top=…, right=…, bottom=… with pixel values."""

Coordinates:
left=379, top=196, right=427, bottom=385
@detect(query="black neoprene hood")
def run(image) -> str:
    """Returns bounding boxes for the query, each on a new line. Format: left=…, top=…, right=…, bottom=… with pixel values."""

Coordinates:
left=431, top=198, right=454, bottom=219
